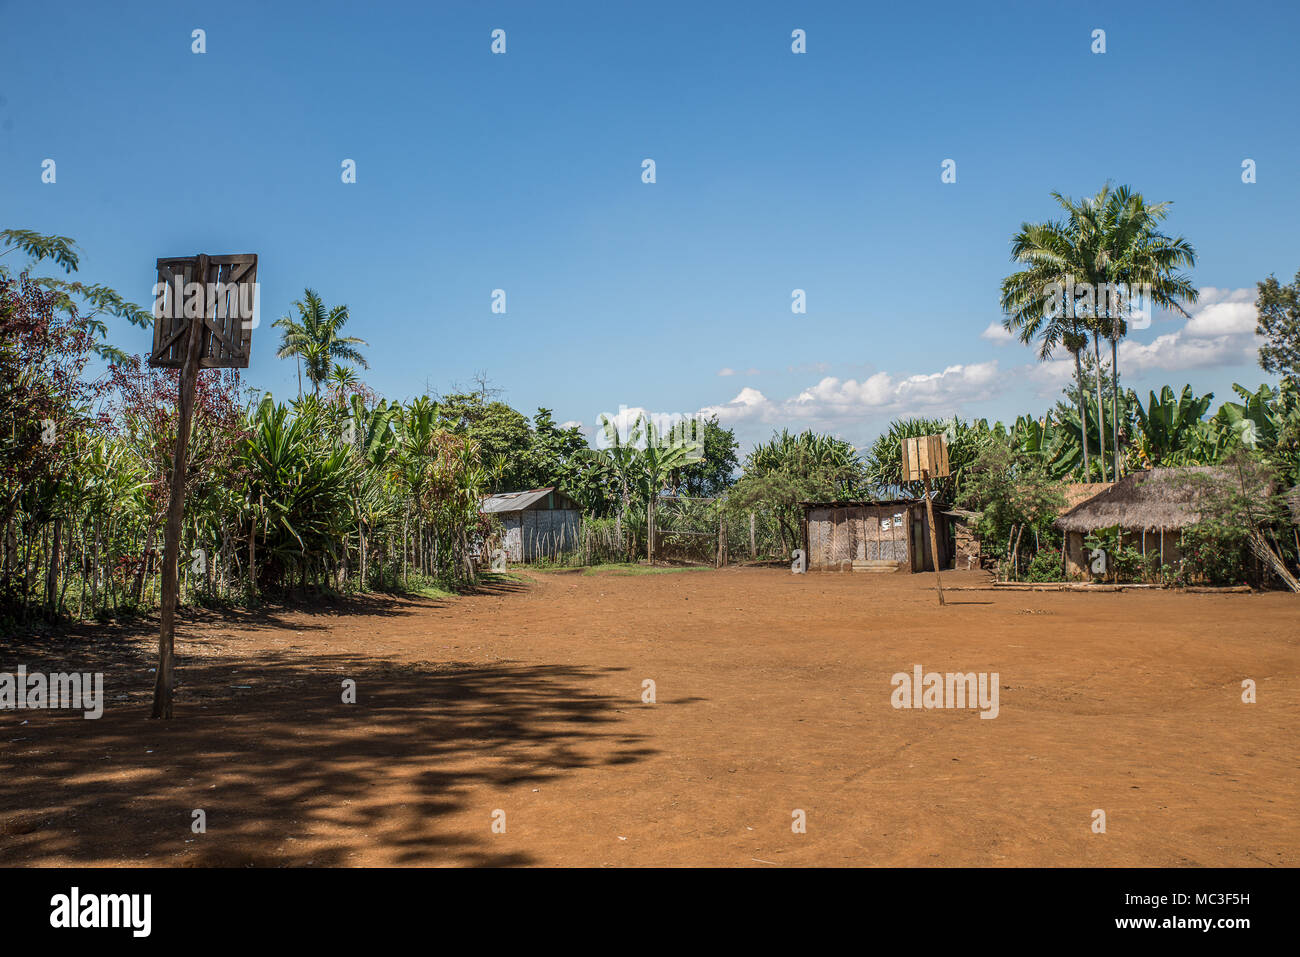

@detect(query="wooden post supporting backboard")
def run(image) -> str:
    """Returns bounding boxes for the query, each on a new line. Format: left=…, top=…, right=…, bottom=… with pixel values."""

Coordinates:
left=151, top=270, right=205, bottom=718
left=902, top=434, right=950, bottom=607
left=922, top=469, right=945, bottom=606
left=148, top=253, right=256, bottom=719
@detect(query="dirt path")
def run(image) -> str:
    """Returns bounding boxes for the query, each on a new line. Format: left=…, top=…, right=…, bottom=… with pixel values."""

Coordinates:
left=1, top=568, right=1296, bottom=866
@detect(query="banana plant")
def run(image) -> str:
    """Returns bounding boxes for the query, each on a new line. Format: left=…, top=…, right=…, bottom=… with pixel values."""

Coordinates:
left=1128, top=384, right=1214, bottom=468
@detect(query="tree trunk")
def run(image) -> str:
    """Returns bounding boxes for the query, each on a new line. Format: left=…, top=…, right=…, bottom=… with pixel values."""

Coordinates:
left=1092, top=333, right=1108, bottom=483
left=359, top=518, right=367, bottom=591
left=44, top=517, right=62, bottom=619
left=89, top=518, right=100, bottom=612
left=1072, top=348, right=1090, bottom=478
left=646, top=498, right=655, bottom=564
left=1110, top=335, right=1121, bottom=481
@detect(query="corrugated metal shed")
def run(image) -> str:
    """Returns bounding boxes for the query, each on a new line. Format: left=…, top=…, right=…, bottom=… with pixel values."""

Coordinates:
left=481, top=487, right=559, bottom=514
left=480, top=487, right=582, bottom=562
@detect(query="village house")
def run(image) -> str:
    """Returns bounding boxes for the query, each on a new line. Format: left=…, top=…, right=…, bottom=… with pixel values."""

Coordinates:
left=480, top=487, right=582, bottom=563
left=799, top=499, right=951, bottom=573
left=1055, top=467, right=1258, bottom=579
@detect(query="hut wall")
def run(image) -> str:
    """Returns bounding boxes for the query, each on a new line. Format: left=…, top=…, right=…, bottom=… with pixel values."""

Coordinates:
left=952, top=520, right=980, bottom=570
left=503, top=514, right=523, bottom=562
left=910, top=506, right=951, bottom=573
left=1065, top=527, right=1186, bottom=580
left=518, top=507, right=581, bottom=562
left=805, top=504, right=921, bottom=571
left=1064, top=531, right=1089, bottom=580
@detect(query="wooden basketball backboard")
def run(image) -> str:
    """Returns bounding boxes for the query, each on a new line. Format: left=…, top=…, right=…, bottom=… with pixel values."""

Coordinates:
left=150, top=253, right=257, bottom=369
left=902, top=434, right=950, bottom=481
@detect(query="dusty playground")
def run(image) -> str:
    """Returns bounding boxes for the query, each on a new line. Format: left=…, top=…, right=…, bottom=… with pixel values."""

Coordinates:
left=1, top=567, right=1295, bottom=867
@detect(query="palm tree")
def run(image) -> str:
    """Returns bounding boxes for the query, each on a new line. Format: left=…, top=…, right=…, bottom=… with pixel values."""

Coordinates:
left=1090, top=187, right=1197, bottom=476
left=1001, top=221, right=1097, bottom=479
left=1001, top=185, right=1196, bottom=481
left=327, top=365, right=359, bottom=408
left=273, top=288, right=369, bottom=397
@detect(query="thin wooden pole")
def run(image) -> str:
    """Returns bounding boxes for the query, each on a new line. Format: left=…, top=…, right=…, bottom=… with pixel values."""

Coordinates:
left=922, top=469, right=945, bottom=606
left=152, top=255, right=208, bottom=719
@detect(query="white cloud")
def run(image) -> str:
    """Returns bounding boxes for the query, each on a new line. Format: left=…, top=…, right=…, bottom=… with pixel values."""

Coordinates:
left=981, top=321, right=1015, bottom=345
left=1183, top=300, right=1257, bottom=338
left=1120, top=332, right=1257, bottom=374
left=700, top=386, right=772, bottom=423
left=701, top=362, right=1002, bottom=429
left=1123, top=287, right=1261, bottom=373
left=1018, top=287, right=1263, bottom=383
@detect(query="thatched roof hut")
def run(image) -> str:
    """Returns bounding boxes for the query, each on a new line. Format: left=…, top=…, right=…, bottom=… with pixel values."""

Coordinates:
left=1055, top=466, right=1261, bottom=534
left=1059, top=482, right=1114, bottom=514
left=1287, top=486, right=1300, bottom=525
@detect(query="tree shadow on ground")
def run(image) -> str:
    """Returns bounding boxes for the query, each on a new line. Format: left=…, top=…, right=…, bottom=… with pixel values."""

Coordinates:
left=2, top=592, right=445, bottom=644
left=0, top=643, right=650, bottom=867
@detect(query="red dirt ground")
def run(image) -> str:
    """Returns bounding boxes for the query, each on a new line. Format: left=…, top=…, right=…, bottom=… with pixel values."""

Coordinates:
left=1, top=567, right=1296, bottom=867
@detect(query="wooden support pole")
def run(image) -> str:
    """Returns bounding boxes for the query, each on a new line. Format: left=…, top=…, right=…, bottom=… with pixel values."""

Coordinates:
left=922, top=468, right=945, bottom=606
left=151, top=255, right=207, bottom=719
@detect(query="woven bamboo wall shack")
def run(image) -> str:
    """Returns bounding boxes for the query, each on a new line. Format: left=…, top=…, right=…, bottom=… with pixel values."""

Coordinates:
left=800, top=501, right=946, bottom=571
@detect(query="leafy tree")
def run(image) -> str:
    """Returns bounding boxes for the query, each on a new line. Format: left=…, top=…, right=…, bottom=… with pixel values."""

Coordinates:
left=672, top=416, right=739, bottom=497
left=1127, top=385, right=1215, bottom=468
left=863, top=416, right=990, bottom=499
left=956, top=442, right=1064, bottom=580
left=520, top=408, right=588, bottom=490
left=1174, top=452, right=1291, bottom=586
left=1256, top=269, right=1300, bottom=383
left=435, top=391, right=533, bottom=489
left=0, top=277, right=100, bottom=619
left=725, top=429, right=864, bottom=554
left=1, top=228, right=153, bottom=364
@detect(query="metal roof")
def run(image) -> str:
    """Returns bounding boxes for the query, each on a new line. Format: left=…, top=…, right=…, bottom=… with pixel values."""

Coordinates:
left=799, top=499, right=929, bottom=509
left=480, top=487, right=558, bottom=514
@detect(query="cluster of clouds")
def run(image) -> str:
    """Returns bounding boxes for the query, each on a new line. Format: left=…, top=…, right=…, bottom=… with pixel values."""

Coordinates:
left=576, top=287, right=1262, bottom=446
left=699, top=362, right=1001, bottom=429
left=989, top=287, right=1263, bottom=393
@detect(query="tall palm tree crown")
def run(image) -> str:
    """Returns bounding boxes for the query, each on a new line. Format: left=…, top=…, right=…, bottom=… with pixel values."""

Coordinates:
left=273, top=288, right=369, bottom=397
left=1000, top=184, right=1197, bottom=481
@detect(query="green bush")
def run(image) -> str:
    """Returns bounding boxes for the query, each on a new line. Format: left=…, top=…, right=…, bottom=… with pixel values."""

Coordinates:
left=1083, top=528, right=1146, bottom=582
left=1176, top=522, right=1251, bottom=586
left=1023, top=550, right=1064, bottom=582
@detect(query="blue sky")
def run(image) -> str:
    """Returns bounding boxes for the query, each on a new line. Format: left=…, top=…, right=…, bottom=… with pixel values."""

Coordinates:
left=2, top=0, right=1297, bottom=452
